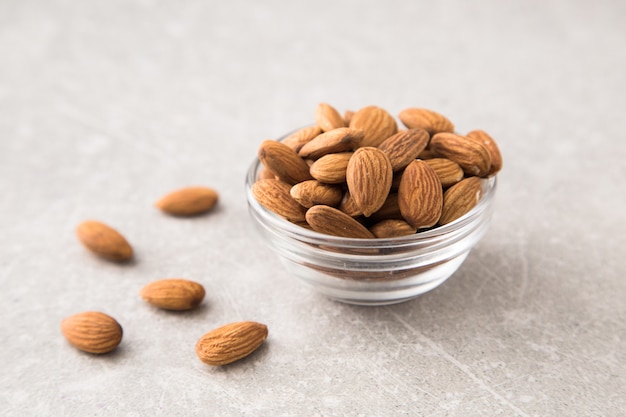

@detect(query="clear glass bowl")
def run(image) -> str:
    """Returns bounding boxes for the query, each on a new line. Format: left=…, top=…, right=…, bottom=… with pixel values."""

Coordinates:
left=245, top=146, right=498, bottom=306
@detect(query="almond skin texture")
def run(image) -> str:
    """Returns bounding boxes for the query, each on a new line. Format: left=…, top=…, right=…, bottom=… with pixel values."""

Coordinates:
left=309, top=152, right=353, bottom=184
left=440, top=177, right=483, bottom=225
left=290, top=180, right=343, bottom=208
left=424, top=158, right=464, bottom=188
left=346, top=147, right=393, bottom=217
left=306, top=205, right=374, bottom=238
left=251, top=179, right=306, bottom=222
left=196, top=321, right=268, bottom=366
left=258, top=140, right=312, bottom=185
left=140, top=278, right=206, bottom=311
left=156, top=186, right=219, bottom=216
left=349, top=105, right=398, bottom=147
left=298, top=127, right=364, bottom=159
left=76, top=221, right=133, bottom=262
left=398, top=108, right=455, bottom=135
left=466, top=129, right=503, bottom=176
left=370, top=219, right=417, bottom=238
left=282, top=126, right=322, bottom=152
left=338, top=191, right=363, bottom=217
left=398, top=160, right=443, bottom=229
left=315, top=103, right=346, bottom=132
left=378, top=128, right=430, bottom=171
left=430, top=132, right=492, bottom=177
left=61, top=311, right=123, bottom=354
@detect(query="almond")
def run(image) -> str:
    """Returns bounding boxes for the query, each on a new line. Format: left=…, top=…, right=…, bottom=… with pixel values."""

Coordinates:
left=338, top=190, right=362, bottom=217
left=378, top=128, right=430, bottom=171
left=251, top=179, right=306, bottom=222
left=61, top=311, right=123, bottom=354
left=398, top=160, right=443, bottom=229
left=346, top=147, right=393, bottom=217
left=430, top=132, right=491, bottom=177
left=466, top=129, right=503, bottom=176
left=349, top=105, right=398, bottom=147
left=369, top=193, right=402, bottom=222
left=418, top=149, right=436, bottom=160
left=306, top=205, right=374, bottom=238
left=258, top=167, right=277, bottom=180
left=398, top=108, right=455, bottom=135
left=309, top=152, right=353, bottom=184
left=298, top=127, right=364, bottom=159
left=440, top=177, right=483, bottom=225
left=258, top=140, right=312, bottom=185
left=343, top=110, right=354, bottom=125
left=76, top=220, right=133, bottom=262
left=424, top=158, right=464, bottom=188
left=369, top=219, right=417, bottom=238
left=155, top=186, right=219, bottom=216
left=314, top=103, right=346, bottom=132
left=282, top=126, right=322, bottom=153
left=196, top=321, right=268, bottom=366
left=139, top=278, right=205, bottom=311
left=290, top=180, right=343, bottom=208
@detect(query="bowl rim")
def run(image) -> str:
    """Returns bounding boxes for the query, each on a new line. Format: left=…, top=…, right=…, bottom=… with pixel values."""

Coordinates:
left=246, top=143, right=498, bottom=249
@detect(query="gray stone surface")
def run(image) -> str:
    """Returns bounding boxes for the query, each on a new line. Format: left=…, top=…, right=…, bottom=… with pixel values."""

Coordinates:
left=1, top=0, right=625, bottom=415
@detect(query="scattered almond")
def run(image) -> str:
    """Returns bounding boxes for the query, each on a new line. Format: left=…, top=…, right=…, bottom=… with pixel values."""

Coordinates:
left=140, top=278, right=206, bottom=311
left=155, top=186, right=219, bottom=216
left=61, top=311, right=123, bottom=354
left=346, top=147, right=393, bottom=217
left=440, top=177, right=483, bottom=225
left=76, top=220, right=133, bottom=262
left=196, top=321, right=268, bottom=366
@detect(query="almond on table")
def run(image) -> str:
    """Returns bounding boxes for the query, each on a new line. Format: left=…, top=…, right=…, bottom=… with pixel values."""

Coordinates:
left=76, top=220, right=133, bottom=262
left=155, top=186, right=219, bottom=216
left=61, top=311, right=123, bottom=354
left=140, top=278, right=206, bottom=311
left=196, top=321, right=268, bottom=366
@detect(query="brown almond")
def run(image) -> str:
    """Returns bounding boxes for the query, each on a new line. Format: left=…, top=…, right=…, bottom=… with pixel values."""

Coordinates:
left=282, top=126, right=322, bottom=153
left=258, top=167, right=277, bottom=180
left=76, top=221, right=133, bottom=262
left=314, top=103, right=346, bottom=132
left=466, top=129, right=503, bottom=176
left=290, top=180, right=343, bottom=208
left=440, top=177, right=483, bottom=225
left=61, top=311, right=123, bottom=354
left=309, top=152, right=353, bottom=184
left=398, top=108, right=455, bottom=135
left=155, top=186, right=219, bottom=216
left=398, top=160, right=443, bottom=229
left=338, top=190, right=363, bottom=217
left=196, top=321, right=268, bottom=366
left=349, top=105, right=398, bottom=147
left=369, top=193, right=403, bottom=222
left=306, top=205, right=374, bottom=238
left=424, top=158, right=464, bottom=188
left=417, top=149, right=436, bottom=160
left=251, top=179, right=306, bottom=222
left=139, top=278, right=205, bottom=311
left=430, top=132, right=491, bottom=177
left=346, top=147, right=393, bottom=217
left=378, top=128, right=430, bottom=171
left=369, top=219, right=417, bottom=238
left=258, top=140, right=312, bottom=185
left=298, top=127, right=364, bottom=159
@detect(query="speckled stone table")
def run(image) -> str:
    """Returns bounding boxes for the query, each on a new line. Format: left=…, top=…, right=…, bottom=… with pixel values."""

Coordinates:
left=1, top=1, right=624, bottom=415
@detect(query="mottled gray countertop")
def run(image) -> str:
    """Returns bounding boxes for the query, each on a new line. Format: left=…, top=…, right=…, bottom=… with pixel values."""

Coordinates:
left=1, top=0, right=625, bottom=416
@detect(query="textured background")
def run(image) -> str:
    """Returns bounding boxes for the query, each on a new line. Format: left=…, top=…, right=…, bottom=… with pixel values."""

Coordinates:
left=1, top=0, right=625, bottom=416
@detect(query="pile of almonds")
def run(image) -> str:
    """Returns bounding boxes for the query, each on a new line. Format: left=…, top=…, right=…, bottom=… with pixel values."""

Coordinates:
left=62, top=187, right=268, bottom=366
left=252, top=104, right=502, bottom=238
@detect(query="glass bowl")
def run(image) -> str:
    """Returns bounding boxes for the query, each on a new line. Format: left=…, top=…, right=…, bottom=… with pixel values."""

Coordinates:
left=245, top=144, right=498, bottom=306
